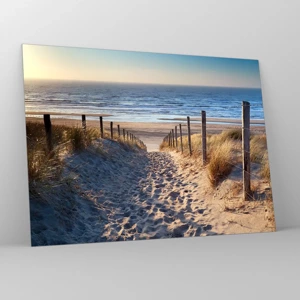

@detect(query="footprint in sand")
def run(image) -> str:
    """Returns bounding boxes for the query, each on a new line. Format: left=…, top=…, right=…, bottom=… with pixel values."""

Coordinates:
left=172, top=224, right=190, bottom=237
left=203, top=224, right=212, bottom=231
left=168, top=191, right=180, bottom=200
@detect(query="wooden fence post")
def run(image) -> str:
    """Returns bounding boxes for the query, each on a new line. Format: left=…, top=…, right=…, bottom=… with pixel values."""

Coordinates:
left=117, top=125, right=120, bottom=138
left=99, top=116, right=104, bottom=138
left=175, top=126, right=178, bottom=150
left=187, top=116, right=192, bottom=156
left=127, top=131, right=129, bottom=140
left=123, top=128, right=126, bottom=140
left=171, top=129, right=175, bottom=148
left=168, top=133, right=171, bottom=147
left=242, top=101, right=251, bottom=200
left=43, top=114, right=52, bottom=152
left=179, top=123, right=183, bottom=154
left=201, top=111, right=207, bottom=164
left=110, top=122, right=113, bottom=139
left=82, top=114, right=86, bottom=131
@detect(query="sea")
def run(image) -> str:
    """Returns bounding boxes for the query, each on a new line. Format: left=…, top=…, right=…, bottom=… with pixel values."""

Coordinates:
left=24, top=80, right=265, bottom=122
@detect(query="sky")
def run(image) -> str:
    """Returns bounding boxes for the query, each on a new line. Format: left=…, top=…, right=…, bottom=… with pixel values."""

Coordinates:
left=23, top=44, right=261, bottom=88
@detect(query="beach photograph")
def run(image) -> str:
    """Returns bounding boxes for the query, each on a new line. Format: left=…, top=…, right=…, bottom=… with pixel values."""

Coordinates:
left=23, top=44, right=276, bottom=246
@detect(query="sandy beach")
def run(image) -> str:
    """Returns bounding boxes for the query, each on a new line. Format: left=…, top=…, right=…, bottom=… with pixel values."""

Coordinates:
left=26, top=117, right=266, bottom=151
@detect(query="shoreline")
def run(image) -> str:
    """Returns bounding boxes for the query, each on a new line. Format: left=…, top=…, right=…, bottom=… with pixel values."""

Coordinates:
left=158, top=117, right=265, bottom=125
left=26, top=116, right=266, bottom=152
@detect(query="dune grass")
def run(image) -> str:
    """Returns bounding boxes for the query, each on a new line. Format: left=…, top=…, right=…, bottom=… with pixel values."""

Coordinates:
left=26, top=122, right=100, bottom=183
left=250, top=135, right=267, bottom=163
left=160, top=128, right=271, bottom=186
left=249, top=135, right=271, bottom=181
left=261, top=152, right=271, bottom=181
left=26, top=122, right=146, bottom=185
left=207, top=140, right=234, bottom=186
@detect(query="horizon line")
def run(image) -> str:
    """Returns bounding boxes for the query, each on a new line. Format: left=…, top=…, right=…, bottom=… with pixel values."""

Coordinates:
left=23, top=78, right=261, bottom=89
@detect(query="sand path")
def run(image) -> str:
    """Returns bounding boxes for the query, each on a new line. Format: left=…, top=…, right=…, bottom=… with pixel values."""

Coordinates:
left=102, top=151, right=211, bottom=241
left=56, top=140, right=216, bottom=243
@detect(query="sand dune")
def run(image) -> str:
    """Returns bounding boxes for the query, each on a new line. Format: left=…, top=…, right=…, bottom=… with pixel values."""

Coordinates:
left=30, top=139, right=217, bottom=246
left=30, top=134, right=273, bottom=246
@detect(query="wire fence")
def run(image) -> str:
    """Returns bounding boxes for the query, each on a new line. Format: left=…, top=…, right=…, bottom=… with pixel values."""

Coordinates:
left=162, top=101, right=266, bottom=200
left=41, top=113, right=146, bottom=152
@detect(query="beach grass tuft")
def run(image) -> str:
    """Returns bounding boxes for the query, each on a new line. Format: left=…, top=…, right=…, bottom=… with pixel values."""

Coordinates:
left=261, top=152, right=271, bottom=181
left=207, top=140, right=233, bottom=186
left=250, top=134, right=267, bottom=163
left=221, top=128, right=242, bottom=141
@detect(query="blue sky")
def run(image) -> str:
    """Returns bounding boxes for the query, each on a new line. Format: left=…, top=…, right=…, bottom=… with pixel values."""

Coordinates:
left=23, top=44, right=261, bottom=88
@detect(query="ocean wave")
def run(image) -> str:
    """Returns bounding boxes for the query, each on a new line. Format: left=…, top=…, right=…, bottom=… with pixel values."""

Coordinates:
left=24, top=81, right=264, bottom=121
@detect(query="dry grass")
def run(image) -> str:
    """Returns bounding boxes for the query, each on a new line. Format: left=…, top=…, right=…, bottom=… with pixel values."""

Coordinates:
left=261, top=153, right=271, bottom=181
left=181, top=134, right=202, bottom=157
left=250, top=135, right=267, bottom=163
left=249, top=135, right=270, bottom=181
left=207, top=140, right=234, bottom=186
left=159, top=140, right=169, bottom=151
left=160, top=128, right=242, bottom=157
left=220, top=128, right=242, bottom=141
left=160, top=133, right=203, bottom=157
left=26, top=122, right=146, bottom=184
left=26, top=122, right=100, bottom=183
left=160, top=128, right=271, bottom=188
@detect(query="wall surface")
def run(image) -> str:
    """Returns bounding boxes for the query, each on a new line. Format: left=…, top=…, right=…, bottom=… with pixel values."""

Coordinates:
left=0, top=1, right=299, bottom=299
